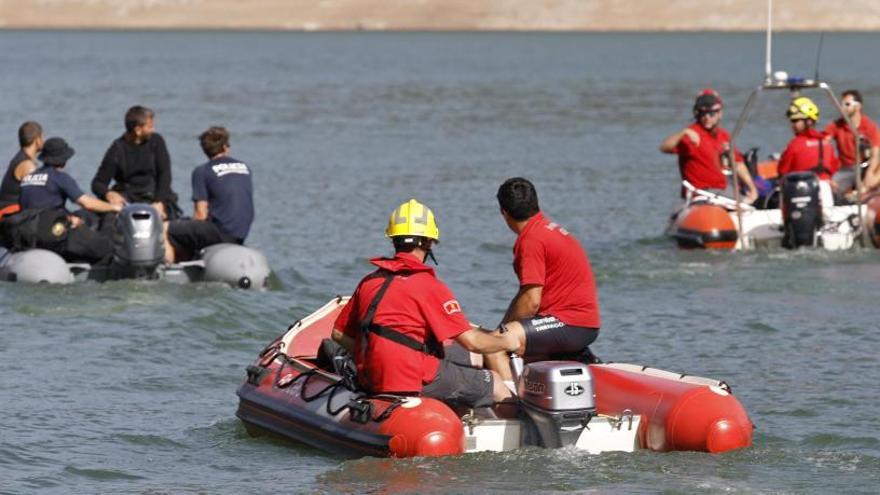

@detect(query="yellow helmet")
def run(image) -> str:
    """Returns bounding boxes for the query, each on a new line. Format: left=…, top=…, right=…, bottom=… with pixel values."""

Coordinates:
left=385, top=199, right=440, bottom=241
left=787, top=96, right=820, bottom=122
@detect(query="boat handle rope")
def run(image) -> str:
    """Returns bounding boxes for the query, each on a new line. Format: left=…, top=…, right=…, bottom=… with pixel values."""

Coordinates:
left=272, top=354, right=407, bottom=423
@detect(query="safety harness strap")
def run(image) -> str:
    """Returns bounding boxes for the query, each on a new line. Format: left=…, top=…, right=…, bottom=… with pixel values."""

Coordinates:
left=812, top=136, right=830, bottom=175
left=360, top=270, right=444, bottom=359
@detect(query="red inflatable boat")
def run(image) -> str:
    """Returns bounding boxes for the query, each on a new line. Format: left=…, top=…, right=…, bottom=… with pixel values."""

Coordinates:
left=237, top=298, right=753, bottom=458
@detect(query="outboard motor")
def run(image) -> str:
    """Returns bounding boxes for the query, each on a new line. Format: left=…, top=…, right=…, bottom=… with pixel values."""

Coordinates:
left=112, top=204, right=165, bottom=278
left=781, top=172, right=822, bottom=249
left=517, top=361, right=595, bottom=448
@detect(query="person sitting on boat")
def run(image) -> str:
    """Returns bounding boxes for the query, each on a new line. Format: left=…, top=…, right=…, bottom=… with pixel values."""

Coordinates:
left=18, top=137, right=121, bottom=263
left=163, top=126, right=253, bottom=264
left=331, top=199, right=518, bottom=407
left=660, top=89, right=759, bottom=204
left=778, top=96, right=840, bottom=217
left=0, top=122, right=44, bottom=220
left=824, top=90, right=880, bottom=198
left=483, top=178, right=601, bottom=385
left=91, top=105, right=180, bottom=222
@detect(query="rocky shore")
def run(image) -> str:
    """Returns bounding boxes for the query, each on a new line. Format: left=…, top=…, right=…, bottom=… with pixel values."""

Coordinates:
left=1, top=0, right=878, bottom=31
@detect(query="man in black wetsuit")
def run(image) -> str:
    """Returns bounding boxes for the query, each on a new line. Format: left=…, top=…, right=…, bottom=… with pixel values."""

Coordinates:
left=91, top=105, right=177, bottom=220
left=0, top=122, right=44, bottom=218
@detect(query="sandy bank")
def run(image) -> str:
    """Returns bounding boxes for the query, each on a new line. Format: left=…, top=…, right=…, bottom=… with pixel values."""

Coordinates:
left=1, top=0, right=879, bottom=31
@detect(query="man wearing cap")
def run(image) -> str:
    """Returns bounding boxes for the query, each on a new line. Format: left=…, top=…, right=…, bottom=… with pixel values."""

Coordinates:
left=19, top=137, right=121, bottom=262
left=0, top=122, right=44, bottom=218
left=484, top=178, right=601, bottom=384
left=823, top=89, right=880, bottom=197
left=778, top=96, right=840, bottom=218
left=332, top=199, right=518, bottom=407
left=163, top=126, right=254, bottom=264
left=91, top=105, right=177, bottom=221
left=660, top=89, right=759, bottom=203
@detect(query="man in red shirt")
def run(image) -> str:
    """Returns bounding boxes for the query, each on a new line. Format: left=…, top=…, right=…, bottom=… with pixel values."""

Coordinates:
left=778, top=96, right=840, bottom=216
left=824, top=89, right=880, bottom=196
left=660, top=89, right=758, bottom=203
left=484, top=178, right=601, bottom=382
left=332, top=199, right=517, bottom=407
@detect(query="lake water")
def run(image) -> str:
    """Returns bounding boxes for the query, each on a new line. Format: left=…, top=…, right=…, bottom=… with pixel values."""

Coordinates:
left=1, top=31, right=879, bottom=494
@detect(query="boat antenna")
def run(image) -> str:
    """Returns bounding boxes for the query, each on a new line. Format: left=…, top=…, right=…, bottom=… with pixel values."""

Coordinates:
left=764, top=0, right=773, bottom=84
left=813, top=31, right=825, bottom=82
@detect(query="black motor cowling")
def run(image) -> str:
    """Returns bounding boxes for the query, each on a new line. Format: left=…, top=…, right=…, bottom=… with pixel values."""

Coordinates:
left=112, top=204, right=164, bottom=278
left=781, top=172, right=822, bottom=249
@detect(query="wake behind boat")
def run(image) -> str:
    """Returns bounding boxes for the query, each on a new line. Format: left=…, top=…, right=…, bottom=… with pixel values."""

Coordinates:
left=236, top=298, right=753, bottom=458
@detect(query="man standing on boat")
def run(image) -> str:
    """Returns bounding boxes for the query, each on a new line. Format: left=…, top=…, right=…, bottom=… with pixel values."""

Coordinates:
left=91, top=105, right=179, bottom=221
left=823, top=89, right=880, bottom=197
left=484, top=178, right=600, bottom=385
left=0, top=122, right=44, bottom=218
left=778, top=96, right=840, bottom=216
left=163, top=126, right=253, bottom=264
left=660, top=89, right=759, bottom=203
left=332, top=199, right=518, bottom=407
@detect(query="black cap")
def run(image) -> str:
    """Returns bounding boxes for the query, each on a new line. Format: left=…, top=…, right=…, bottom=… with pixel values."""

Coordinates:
left=694, top=94, right=722, bottom=112
left=39, top=137, right=75, bottom=166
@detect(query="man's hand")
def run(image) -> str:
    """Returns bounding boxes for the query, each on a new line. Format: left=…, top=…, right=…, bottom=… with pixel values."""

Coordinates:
left=151, top=201, right=167, bottom=220
left=68, top=215, right=84, bottom=229
left=744, top=187, right=758, bottom=204
left=106, top=191, right=127, bottom=208
left=683, top=128, right=700, bottom=145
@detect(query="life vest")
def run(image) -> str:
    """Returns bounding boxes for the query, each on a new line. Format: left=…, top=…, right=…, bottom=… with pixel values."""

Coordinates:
left=0, top=207, right=69, bottom=252
left=358, top=270, right=445, bottom=370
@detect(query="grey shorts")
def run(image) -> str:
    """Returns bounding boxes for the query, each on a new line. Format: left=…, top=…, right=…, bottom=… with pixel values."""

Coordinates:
left=519, top=315, right=599, bottom=361
left=422, top=357, right=494, bottom=408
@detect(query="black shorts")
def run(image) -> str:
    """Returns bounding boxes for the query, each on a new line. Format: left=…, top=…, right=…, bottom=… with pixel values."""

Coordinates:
left=519, top=315, right=599, bottom=361
left=167, top=220, right=240, bottom=254
left=422, top=358, right=494, bottom=408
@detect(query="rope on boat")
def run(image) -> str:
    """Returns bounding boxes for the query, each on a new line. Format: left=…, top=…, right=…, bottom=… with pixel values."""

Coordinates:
left=270, top=353, right=407, bottom=424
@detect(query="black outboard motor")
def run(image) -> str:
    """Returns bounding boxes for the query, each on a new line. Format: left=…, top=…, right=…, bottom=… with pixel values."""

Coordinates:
left=781, top=172, right=822, bottom=249
left=517, top=361, right=595, bottom=448
left=112, top=204, right=165, bottom=278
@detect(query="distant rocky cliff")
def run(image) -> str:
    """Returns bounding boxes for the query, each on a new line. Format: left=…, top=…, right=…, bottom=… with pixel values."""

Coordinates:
left=1, top=0, right=878, bottom=30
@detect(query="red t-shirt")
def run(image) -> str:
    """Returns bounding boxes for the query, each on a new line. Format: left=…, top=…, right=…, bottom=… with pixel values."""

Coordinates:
left=675, top=123, right=742, bottom=194
left=335, top=252, right=470, bottom=393
left=824, top=115, right=880, bottom=167
left=513, top=212, right=601, bottom=328
left=778, top=128, right=840, bottom=181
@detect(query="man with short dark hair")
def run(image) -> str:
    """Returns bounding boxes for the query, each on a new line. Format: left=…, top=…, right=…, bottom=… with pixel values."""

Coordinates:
left=332, top=199, right=517, bottom=407
left=164, top=126, right=254, bottom=263
left=485, top=178, right=601, bottom=383
left=824, top=89, right=880, bottom=196
left=91, top=105, right=176, bottom=219
left=0, top=121, right=44, bottom=216
left=19, top=137, right=120, bottom=263
left=660, top=89, right=758, bottom=203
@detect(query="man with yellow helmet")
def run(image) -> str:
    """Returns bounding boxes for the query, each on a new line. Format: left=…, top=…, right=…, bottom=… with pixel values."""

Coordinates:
left=332, top=199, right=518, bottom=407
left=778, top=96, right=840, bottom=213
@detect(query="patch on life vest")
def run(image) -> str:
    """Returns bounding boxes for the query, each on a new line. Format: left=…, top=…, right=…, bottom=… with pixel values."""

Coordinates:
left=443, top=300, right=462, bottom=315
left=50, top=221, right=67, bottom=238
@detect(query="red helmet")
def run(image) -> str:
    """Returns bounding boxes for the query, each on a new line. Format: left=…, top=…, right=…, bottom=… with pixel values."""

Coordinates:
left=694, top=88, right=723, bottom=113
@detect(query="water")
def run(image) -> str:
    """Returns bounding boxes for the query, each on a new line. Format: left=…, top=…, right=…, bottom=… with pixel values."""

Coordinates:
left=1, top=31, right=879, bottom=494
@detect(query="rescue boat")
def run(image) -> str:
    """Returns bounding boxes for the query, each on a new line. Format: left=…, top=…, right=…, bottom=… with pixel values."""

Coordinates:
left=668, top=177, right=877, bottom=251
left=236, top=298, right=754, bottom=458
left=0, top=204, right=271, bottom=289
